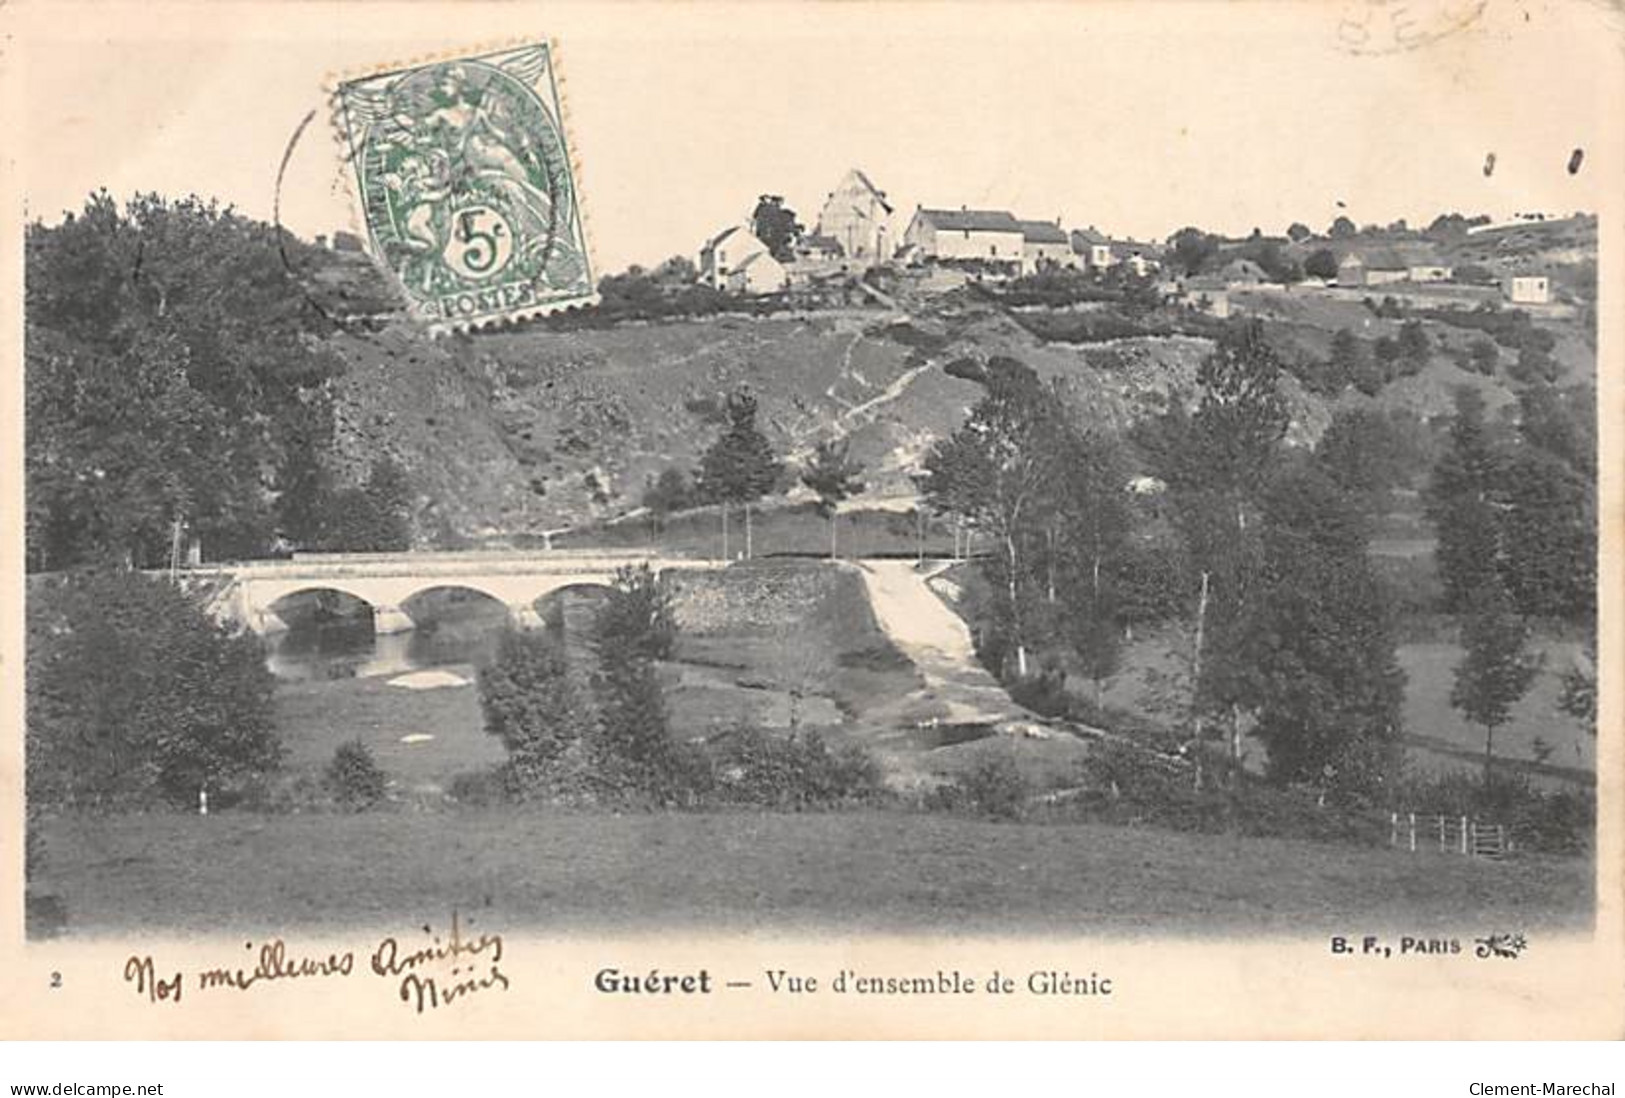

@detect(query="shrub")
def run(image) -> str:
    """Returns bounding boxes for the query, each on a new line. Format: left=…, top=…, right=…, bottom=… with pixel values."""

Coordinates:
left=26, top=569, right=281, bottom=809
left=1399, top=771, right=1592, bottom=855
left=325, top=740, right=387, bottom=810
left=1057, top=741, right=1386, bottom=844
left=447, top=766, right=515, bottom=807
left=928, top=752, right=1030, bottom=820
left=709, top=725, right=883, bottom=808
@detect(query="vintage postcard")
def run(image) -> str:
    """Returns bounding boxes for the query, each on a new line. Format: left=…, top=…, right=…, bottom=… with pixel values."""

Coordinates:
left=0, top=0, right=1620, bottom=1040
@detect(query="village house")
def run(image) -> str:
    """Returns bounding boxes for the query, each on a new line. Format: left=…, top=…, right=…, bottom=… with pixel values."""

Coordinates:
left=1337, top=243, right=1453, bottom=287
left=698, top=224, right=789, bottom=295
left=1070, top=228, right=1161, bottom=276
left=902, top=207, right=1026, bottom=273
left=1503, top=274, right=1552, bottom=305
left=815, top=169, right=894, bottom=265
left=1071, top=227, right=1113, bottom=270
left=1019, top=219, right=1074, bottom=273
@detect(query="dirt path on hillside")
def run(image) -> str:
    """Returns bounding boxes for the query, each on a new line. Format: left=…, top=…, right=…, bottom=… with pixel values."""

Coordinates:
left=850, top=559, right=1025, bottom=728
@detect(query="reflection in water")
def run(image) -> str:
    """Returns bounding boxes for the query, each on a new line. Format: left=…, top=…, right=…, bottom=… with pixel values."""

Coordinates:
left=265, top=617, right=506, bottom=682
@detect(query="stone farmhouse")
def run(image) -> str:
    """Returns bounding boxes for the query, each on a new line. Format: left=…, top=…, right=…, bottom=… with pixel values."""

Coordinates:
left=1019, top=219, right=1074, bottom=272
left=698, top=224, right=789, bottom=295
left=902, top=207, right=1028, bottom=273
left=1337, top=243, right=1453, bottom=287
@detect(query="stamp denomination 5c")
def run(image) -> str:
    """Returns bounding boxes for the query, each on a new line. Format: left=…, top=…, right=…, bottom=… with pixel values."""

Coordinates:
left=336, top=42, right=596, bottom=330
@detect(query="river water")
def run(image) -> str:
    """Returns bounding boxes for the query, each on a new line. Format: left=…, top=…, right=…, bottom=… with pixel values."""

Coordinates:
left=263, top=617, right=506, bottom=682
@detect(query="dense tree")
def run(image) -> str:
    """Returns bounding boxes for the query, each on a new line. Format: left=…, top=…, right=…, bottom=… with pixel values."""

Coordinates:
left=1304, top=248, right=1340, bottom=280
left=27, top=570, right=280, bottom=807
left=1324, top=328, right=1364, bottom=392
left=1247, top=464, right=1405, bottom=801
left=641, top=467, right=693, bottom=532
left=919, top=358, right=1066, bottom=677
left=1138, top=320, right=1288, bottom=772
left=799, top=439, right=867, bottom=559
left=1425, top=389, right=1504, bottom=612
left=1496, top=445, right=1594, bottom=621
left=1166, top=227, right=1221, bottom=276
left=1450, top=581, right=1540, bottom=785
left=1328, top=215, right=1358, bottom=238
left=1559, top=643, right=1596, bottom=734
left=479, top=628, right=591, bottom=795
left=1397, top=319, right=1432, bottom=375
left=751, top=195, right=804, bottom=262
left=591, top=565, right=686, bottom=802
left=1469, top=338, right=1499, bottom=376
left=1054, top=429, right=1132, bottom=706
left=593, top=564, right=678, bottom=665
left=309, top=457, right=414, bottom=552
left=1286, top=222, right=1313, bottom=243
left=694, top=389, right=782, bottom=558
left=26, top=192, right=344, bottom=569
left=1316, top=407, right=1410, bottom=505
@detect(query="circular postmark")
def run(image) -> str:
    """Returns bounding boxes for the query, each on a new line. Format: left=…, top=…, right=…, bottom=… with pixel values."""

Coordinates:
left=1334, top=0, right=1487, bottom=55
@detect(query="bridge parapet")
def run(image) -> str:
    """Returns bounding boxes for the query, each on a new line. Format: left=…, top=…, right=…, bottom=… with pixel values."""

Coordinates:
left=200, top=552, right=725, bottom=635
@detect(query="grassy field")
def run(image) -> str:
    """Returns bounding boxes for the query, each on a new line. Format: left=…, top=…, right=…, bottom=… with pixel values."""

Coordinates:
left=34, top=809, right=1591, bottom=937
left=272, top=665, right=503, bottom=797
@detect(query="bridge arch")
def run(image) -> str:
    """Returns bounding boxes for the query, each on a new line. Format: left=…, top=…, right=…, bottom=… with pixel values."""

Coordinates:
left=261, top=584, right=381, bottom=635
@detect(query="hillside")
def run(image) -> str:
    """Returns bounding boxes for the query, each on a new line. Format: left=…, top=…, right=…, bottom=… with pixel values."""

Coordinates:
left=315, top=232, right=1594, bottom=543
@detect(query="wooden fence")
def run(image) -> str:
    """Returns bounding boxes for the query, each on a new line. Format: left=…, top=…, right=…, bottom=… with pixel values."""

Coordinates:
left=1389, top=812, right=1507, bottom=859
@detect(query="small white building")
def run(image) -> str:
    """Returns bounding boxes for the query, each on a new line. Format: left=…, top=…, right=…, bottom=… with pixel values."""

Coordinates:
left=1503, top=275, right=1552, bottom=305
left=698, top=225, right=789, bottom=295
left=1018, top=219, right=1074, bottom=273
left=902, top=207, right=1026, bottom=272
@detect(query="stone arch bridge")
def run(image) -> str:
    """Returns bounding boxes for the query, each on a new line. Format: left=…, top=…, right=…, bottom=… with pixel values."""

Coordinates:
left=198, top=550, right=722, bottom=635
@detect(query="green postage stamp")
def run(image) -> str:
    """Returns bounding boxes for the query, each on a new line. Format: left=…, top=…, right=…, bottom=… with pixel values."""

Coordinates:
left=336, top=42, right=596, bottom=329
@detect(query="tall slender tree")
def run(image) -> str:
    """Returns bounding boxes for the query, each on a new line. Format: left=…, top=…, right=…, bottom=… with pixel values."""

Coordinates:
left=1450, top=580, right=1539, bottom=786
left=1425, top=388, right=1503, bottom=612
left=919, top=358, right=1065, bottom=678
left=695, top=389, right=781, bottom=559
left=800, top=439, right=866, bottom=559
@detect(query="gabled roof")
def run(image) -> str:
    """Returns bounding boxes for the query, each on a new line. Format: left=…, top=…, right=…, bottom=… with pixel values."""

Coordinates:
left=1071, top=227, right=1109, bottom=248
left=846, top=169, right=894, bottom=214
left=1018, top=220, right=1070, bottom=245
left=1339, top=242, right=1445, bottom=269
left=915, top=208, right=1024, bottom=233
left=702, top=224, right=758, bottom=253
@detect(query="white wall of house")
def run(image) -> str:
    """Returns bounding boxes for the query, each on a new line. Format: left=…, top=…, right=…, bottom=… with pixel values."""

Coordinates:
left=1023, top=240, right=1075, bottom=272
left=1505, top=275, right=1552, bottom=304
left=729, top=253, right=789, bottom=294
left=699, top=225, right=786, bottom=294
left=903, top=214, right=1024, bottom=263
left=1408, top=265, right=1453, bottom=282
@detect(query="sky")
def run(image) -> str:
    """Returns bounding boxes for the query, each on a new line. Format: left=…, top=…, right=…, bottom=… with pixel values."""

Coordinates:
left=13, top=1, right=1623, bottom=274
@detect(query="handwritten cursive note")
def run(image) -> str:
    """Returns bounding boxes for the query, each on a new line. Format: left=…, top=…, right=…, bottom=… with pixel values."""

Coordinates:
left=122, top=911, right=510, bottom=1016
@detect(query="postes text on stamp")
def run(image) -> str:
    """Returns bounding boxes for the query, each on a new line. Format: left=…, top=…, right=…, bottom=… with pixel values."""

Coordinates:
left=336, top=42, right=595, bottom=330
